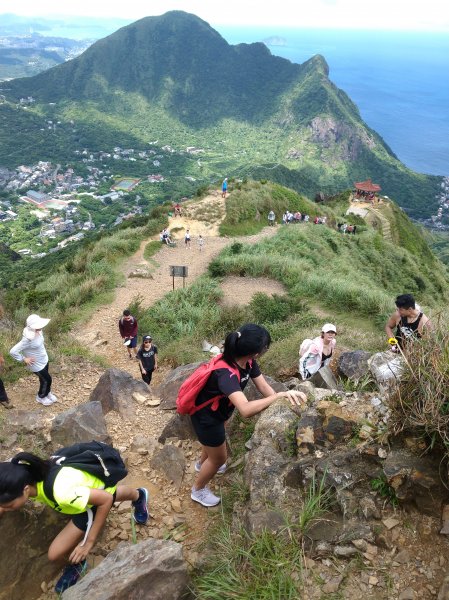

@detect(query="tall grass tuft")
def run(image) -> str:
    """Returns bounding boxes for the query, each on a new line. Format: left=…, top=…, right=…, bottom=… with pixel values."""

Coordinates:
left=389, top=322, right=449, bottom=452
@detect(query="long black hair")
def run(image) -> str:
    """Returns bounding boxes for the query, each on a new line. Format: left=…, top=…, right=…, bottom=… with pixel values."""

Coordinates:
left=222, top=324, right=271, bottom=366
left=0, top=452, right=51, bottom=504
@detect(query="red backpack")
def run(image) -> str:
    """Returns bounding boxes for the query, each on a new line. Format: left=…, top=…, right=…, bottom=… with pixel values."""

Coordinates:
left=176, top=354, right=242, bottom=415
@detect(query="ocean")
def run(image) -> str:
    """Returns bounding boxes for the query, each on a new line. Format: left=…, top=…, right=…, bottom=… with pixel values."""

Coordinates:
left=216, top=27, right=449, bottom=177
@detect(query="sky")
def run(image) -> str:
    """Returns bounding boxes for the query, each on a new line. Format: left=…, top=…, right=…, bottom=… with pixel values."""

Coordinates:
left=2, top=0, right=449, bottom=31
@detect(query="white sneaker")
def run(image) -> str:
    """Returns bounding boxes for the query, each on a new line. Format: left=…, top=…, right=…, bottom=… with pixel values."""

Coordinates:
left=47, top=392, right=58, bottom=402
left=36, top=395, right=53, bottom=406
left=191, top=486, right=221, bottom=507
left=194, top=461, right=227, bottom=475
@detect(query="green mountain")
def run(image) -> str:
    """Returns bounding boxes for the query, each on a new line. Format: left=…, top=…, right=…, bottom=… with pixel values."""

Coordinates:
left=0, top=11, right=442, bottom=218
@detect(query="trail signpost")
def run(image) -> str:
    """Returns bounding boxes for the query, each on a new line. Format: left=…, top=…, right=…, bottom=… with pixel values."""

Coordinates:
left=170, top=265, right=188, bottom=289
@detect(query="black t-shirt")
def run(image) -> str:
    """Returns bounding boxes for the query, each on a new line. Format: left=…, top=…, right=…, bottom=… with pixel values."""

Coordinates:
left=194, top=359, right=261, bottom=424
left=137, top=345, right=158, bottom=370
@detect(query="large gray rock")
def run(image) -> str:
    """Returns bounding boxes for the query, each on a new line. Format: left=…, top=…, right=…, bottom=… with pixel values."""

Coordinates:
left=158, top=414, right=196, bottom=444
left=249, top=400, right=301, bottom=455
left=89, top=368, right=149, bottom=419
left=244, top=376, right=287, bottom=400
left=156, top=362, right=202, bottom=410
left=0, top=506, right=63, bottom=600
left=439, top=573, right=449, bottom=600
left=368, top=351, right=404, bottom=387
left=338, top=351, right=372, bottom=381
left=383, top=449, right=444, bottom=513
left=150, top=445, right=186, bottom=490
left=244, top=440, right=292, bottom=507
left=51, top=401, right=111, bottom=447
left=310, top=365, right=339, bottom=390
left=62, top=539, right=190, bottom=600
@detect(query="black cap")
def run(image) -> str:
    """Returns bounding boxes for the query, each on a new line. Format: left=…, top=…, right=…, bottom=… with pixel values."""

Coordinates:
left=143, top=335, right=152, bottom=341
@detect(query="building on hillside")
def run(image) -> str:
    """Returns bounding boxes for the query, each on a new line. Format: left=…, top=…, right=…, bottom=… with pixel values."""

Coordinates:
left=23, top=190, right=51, bottom=205
left=353, top=179, right=381, bottom=202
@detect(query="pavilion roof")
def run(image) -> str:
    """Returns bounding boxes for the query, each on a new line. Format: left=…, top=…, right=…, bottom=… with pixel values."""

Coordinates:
left=354, top=178, right=381, bottom=192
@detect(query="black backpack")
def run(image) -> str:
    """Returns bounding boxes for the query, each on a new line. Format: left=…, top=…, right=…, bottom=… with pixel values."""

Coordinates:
left=43, top=440, right=128, bottom=505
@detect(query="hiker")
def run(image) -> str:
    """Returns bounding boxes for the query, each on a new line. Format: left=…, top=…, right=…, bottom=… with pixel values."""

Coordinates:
left=0, top=354, right=12, bottom=409
left=137, top=335, right=158, bottom=386
left=268, top=210, right=276, bottom=226
left=118, top=309, right=138, bottom=359
left=222, top=177, right=228, bottom=198
left=198, top=235, right=205, bottom=251
left=10, top=314, right=57, bottom=406
left=185, top=229, right=191, bottom=250
left=174, top=203, right=182, bottom=217
left=160, top=228, right=173, bottom=245
left=0, top=445, right=148, bottom=594
left=184, top=324, right=306, bottom=507
left=299, top=323, right=337, bottom=380
left=385, top=293, right=431, bottom=349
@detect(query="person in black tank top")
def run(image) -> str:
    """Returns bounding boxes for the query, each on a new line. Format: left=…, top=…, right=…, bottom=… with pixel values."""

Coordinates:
left=385, top=293, right=431, bottom=349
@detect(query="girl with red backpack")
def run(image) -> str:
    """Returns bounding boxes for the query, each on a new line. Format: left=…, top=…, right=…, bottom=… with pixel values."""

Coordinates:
left=181, top=324, right=305, bottom=507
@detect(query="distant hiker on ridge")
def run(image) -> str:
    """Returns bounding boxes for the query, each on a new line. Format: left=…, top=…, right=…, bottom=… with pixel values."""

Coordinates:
left=268, top=210, right=276, bottom=226
left=10, top=314, right=57, bottom=406
left=222, top=177, right=228, bottom=198
left=119, top=309, right=138, bottom=359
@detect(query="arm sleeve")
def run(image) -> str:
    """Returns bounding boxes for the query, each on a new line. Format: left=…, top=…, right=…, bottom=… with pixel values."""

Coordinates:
left=131, top=320, right=138, bottom=337
left=10, top=339, right=26, bottom=362
left=249, top=360, right=261, bottom=379
left=118, top=320, right=124, bottom=337
left=154, top=346, right=158, bottom=354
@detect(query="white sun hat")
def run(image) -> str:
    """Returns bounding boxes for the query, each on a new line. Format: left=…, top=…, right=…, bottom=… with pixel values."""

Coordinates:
left=23, top=314, right=50, bottom=340
left=321, top=323, right=337, bottom=333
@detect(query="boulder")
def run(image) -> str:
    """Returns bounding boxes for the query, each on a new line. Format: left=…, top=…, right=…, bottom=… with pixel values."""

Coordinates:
left=51, top=401, right=111, bottom=447
left=244, top=441, right=292, bottom=507
left=129, top=435, right=159, bottom=458
left=156, top=362, right=202, bottom=410
left=338, top=351, right=372, bottom=381
left=158, top=414, right=196, bottom=444
left=368, top=351, right=404, bottom=387
left=244, top=376, right=287, bottom=400
left=316, top=401, right=356, bottom=443
left=310, top=365, right=339, bottom=390
left=383, top=449, right=445, bottom=513
left=295, top=409, right=326, bottom=455
left=62, top=539, right=190, bottom=600
left=89, top=368, right=149, bottom=419
left=243, top=508, right=286, bottom=535
left=150, top=445, right=186, bottom=490
left=0, top=506, right=63, bottom=600
left=249, top=400, right=300, bottom=455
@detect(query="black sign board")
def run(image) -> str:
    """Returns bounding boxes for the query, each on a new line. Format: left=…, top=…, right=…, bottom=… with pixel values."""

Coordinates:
left=169, top=265, right=188, bottom=289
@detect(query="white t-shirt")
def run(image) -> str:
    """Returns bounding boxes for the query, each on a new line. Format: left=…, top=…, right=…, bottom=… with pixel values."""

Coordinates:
left=10, top=333, right=49, bottom=372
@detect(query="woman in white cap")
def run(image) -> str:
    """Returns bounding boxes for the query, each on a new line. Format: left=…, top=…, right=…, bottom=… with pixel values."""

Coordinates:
left=299, top=323, right=337, bottom=380
left=10, top=314, right=56, bottom=406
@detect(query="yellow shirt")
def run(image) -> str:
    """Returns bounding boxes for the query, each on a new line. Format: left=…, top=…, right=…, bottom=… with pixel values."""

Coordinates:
left=31, top=467, right=116, bottom=514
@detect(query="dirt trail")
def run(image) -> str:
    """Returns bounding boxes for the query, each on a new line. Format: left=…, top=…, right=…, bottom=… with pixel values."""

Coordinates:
left=72, top=192, right=278, bottom=376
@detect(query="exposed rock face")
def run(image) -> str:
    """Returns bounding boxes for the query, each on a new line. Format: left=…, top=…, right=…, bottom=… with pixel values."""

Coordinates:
left=296, top=409, right=325, bottom=455
left=150, top=445, right=186, bottom=490
left=249, top=400, right=300, bottom=454
left=383, top=449, right=445, bottom=513
left=89, top=368, right=149, bottom=419
left=338, top=351, right=372, bottom=381
left=309, top=365, right=339, bottom=390
left=0, top=506, right=63, bottom=600
left=156, top=362, right=202, bottom=410
left=158, top=414, right=196, bottom=444
left=62, top=539, right=190, bottom=600
left=244, top=376, right=287, bottom=400
left=51, top=401, right=111, bottom=446
left=368, top=351, right=404, bottom=388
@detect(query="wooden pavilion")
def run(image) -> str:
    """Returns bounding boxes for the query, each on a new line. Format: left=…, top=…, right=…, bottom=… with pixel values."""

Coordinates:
left=354, top=178, right=381, bottom=200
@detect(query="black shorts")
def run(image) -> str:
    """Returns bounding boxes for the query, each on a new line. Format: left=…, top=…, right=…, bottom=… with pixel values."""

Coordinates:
left=190, top=413, right=226, bottom=447
left=71, top=492, right=116, bottom=531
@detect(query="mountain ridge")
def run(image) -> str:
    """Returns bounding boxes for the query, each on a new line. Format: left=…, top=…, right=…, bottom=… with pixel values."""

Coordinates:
left=0, top=11, right=442, bottom=217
